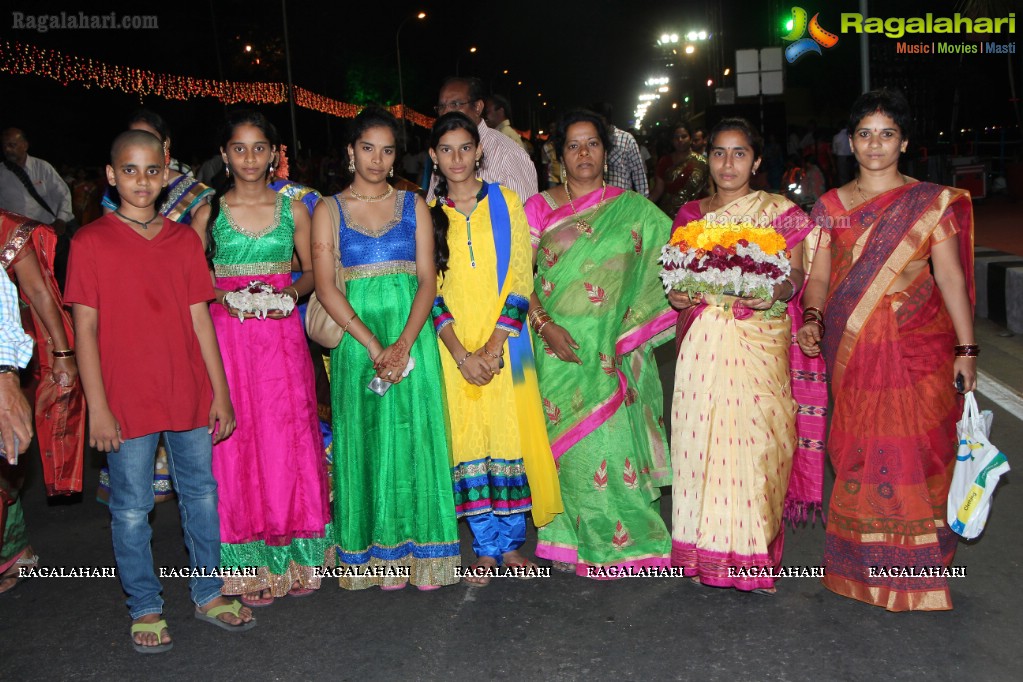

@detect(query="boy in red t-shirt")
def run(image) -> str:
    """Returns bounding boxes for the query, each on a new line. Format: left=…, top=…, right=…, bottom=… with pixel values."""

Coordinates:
left=65, top=130, right=255, bottom=654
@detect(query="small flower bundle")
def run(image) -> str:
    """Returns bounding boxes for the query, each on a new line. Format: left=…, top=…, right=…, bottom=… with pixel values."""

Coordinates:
left=659, top=219, right=790, bottom=315
left=223, top=280, right=296, bottom=322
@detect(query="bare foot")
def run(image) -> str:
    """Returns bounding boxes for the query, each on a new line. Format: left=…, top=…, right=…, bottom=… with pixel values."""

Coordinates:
left=198, top=595, right=254, bottom=625
left=551, top=560, right=576, bottom=574
left=132, top=613, right=171, bottom=649
left=463, top=556, right=498, bottom=587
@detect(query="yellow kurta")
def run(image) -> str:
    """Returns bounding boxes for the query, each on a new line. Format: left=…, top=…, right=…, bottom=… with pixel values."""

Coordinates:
left=434, top=185, right=561, bottom=527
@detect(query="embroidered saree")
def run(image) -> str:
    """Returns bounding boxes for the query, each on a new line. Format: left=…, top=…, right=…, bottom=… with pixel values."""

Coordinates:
left=669, top=192, right=826, bottom=590
left=0, top=209, right=85, bottom=496
left=815, top=182, right=973, bottom=611
left=0, top=210, right=85, bottom=586
left=655, top=152, right=709, bottom=219
left=524, top=187, right=676, bottom=576
left=101, top=174, right=213, bottom=225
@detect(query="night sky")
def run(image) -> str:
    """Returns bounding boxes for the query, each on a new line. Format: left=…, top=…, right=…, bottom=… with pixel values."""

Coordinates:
left=1, top=0, right=1017, bottom=169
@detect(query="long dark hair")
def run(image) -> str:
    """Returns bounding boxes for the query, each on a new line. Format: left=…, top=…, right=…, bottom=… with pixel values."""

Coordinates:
left=127, top=109, right=171, bottom=143
left=429, top=112, right=480, bottom=274
left=204, top=109, right=280, bottom=266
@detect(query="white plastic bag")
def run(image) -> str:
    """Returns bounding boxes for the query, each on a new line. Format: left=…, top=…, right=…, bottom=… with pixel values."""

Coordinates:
left=947, top=392, right=1009, bottom=539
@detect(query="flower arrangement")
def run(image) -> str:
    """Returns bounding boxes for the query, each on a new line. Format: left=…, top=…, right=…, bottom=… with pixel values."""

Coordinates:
left=659, top=219, right=790, bottom=317
left=223, top=280, right=295, bottom=322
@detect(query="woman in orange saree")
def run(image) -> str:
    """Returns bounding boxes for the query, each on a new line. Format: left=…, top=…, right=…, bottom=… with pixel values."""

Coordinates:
left=798, top=89, right=976, bottom=611
left=0, top=208, right=85, bottom=593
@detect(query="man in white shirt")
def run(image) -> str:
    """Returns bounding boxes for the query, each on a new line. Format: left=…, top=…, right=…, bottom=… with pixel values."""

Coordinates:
left=0, top=128, right=73, bottom=232
left=428, top=77, right=538, bottom=202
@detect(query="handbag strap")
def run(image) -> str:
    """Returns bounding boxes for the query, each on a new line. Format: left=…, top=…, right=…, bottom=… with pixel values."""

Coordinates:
left=328, top=196, right=345, bottom=294
left=2, top=159, right=57, bottom=217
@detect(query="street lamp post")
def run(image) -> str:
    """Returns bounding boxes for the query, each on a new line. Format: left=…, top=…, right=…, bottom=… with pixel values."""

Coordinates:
left=396, top=11, right=426, bottom=152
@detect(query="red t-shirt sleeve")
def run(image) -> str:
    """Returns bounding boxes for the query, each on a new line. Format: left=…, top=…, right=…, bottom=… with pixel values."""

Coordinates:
left=64, top=233, right=98, bottom=308
left=183, top=230, right=215, bottom=305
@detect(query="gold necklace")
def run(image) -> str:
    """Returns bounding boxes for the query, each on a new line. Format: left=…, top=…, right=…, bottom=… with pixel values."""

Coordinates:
left=565, top=180, right=606, bottom=235
left=349, top=184, right=394, bottom=202
left=856, top=174, right=906, bottom=204
left=114, top=209, right=161, bottom=230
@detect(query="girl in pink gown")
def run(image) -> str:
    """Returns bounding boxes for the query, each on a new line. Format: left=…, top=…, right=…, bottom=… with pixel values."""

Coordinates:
left=193, top=110, right=331, bottom=607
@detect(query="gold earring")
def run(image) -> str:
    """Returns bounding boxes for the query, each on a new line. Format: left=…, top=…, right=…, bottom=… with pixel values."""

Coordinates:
left=559, top=165, right=566, bottom=184
left=348, top=158, right=355, bottom=173
left=388, top=167, right=394, bottom=178
left=225, top=165, right=231, bottom=178
left=268, top=162, right=275, bottom=176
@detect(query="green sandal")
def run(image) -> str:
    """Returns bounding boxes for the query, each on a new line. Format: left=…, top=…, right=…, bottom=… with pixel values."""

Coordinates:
left=131, top=619, right=173, bottom=654
left=194, top=600, right=257, bottom=632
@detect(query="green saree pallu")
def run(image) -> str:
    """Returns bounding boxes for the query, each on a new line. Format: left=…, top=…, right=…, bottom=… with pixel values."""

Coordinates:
left=524, top=186, right=677, bottom=576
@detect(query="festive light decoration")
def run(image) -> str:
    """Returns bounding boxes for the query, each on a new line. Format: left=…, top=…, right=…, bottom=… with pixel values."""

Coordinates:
left=0, top=41, right=436, bottom=128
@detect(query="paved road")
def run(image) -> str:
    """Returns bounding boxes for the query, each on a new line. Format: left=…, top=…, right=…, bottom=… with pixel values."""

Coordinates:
left=1, top=315, right=1020, bottom=681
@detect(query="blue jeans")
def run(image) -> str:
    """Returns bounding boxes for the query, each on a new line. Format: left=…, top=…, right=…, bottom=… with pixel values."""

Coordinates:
left=106, top=427, right=223, bottom=619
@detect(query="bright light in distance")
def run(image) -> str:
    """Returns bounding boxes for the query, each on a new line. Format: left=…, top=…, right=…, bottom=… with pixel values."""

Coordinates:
left=706, top=79, right=713, bottom=87
left=417, top=12, right=426, bottom=19
left=660, top=33, right=670, bottom=43
left=638, top=94, right=658, bottom=101
left=698, top=30, right=707, bottom=40
left=672, top=103, right=678, bottom=109
left=687, top=31, right=697, bottom=41
left=645, top=76, right=669, bottom=86
left=724, top=68, right=731, bottom=76
left=685, top=45, right=695, bottom=54
left=658, top=86, right=669, bottom=92
left=670, top=33, right=678, bottom=42
left=244, top=44, right=253, bottom=52
left=503, top=69, right=509, bottom=74
left=469, top=46, right=477, bottom=53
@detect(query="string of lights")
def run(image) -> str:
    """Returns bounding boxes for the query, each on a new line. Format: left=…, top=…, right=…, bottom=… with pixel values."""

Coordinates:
left=0, top=41, right=436, bottom=128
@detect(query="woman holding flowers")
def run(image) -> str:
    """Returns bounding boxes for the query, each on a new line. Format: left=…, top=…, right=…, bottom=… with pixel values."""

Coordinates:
left=797, top=89, right=975, bottom=611
left=524, top=110, right=676, bottom=578
left=666, top=117, right=827, bottom=593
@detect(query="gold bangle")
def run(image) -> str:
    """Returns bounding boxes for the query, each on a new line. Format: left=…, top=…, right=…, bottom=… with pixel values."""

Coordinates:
left=342, top=312, right=358, bottom=334
left=52, top=349, right=75, bottom=358
left=536, top=319, right=552, bottom=337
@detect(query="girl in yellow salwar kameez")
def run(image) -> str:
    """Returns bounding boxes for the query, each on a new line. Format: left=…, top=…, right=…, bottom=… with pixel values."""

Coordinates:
left=428, top=113, right=561, bottom=586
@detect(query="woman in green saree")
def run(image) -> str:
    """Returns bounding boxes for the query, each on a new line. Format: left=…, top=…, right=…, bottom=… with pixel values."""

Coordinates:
left=524, top=110, right=677, bottom=577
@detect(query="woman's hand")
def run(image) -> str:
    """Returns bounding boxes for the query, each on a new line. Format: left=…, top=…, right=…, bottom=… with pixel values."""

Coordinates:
left=460, top=354, right=495, bottom=386
left=50, top=355, right=78, bottom=388
left=473, top=347, right=501, bottom=378
left=954, top=356, right=977, bottom=393
left=374, top=340, right=411, bottom=383
left=796, top=322, right=822, bottom=357
left=668, top=290, right=701, bottom=310
left=542, top=323, right=582, bottom=364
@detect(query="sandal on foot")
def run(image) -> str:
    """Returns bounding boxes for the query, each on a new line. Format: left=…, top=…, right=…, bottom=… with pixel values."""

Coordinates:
left=751, top=587, right=777, bottom=597
left=240, top=590, right=274, bottom=608
left=194, top=600, right=257, bottom=632
left=0, top=551, right=39, bottom=595
left=287, top=586, right=315, bottom=598
left=380, top=582, right=407, bottom=591
left=503, top=560, right=541, bottom=580
left=462, top=563, right=495, bottom=588
left=131, top=619, right=173, bottom=654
